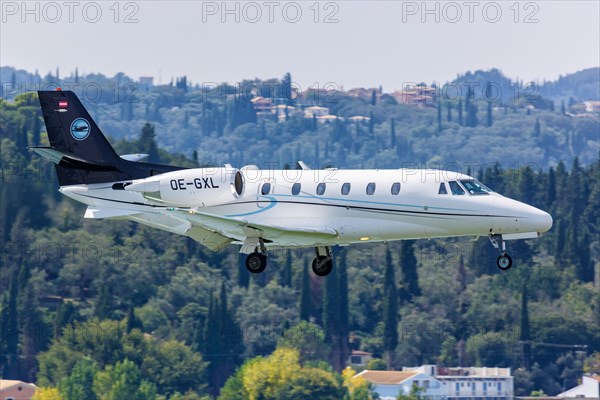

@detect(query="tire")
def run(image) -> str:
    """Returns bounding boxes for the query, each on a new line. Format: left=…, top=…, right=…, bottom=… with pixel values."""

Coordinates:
left=312, top=257, right=333, bottom=276
left=496, top=253, right=513, bottom=271
left=246, top=253, right=267, bottom=273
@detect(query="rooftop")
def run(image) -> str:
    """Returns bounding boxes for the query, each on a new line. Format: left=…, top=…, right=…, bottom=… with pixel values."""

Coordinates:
left=356, top=370, right=417, bottom=384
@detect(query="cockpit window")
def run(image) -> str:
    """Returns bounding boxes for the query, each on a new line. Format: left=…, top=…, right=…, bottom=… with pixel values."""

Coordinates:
left=438, top=183, right=448, bottom=195
left=460, top=179, right=492, bottom=195
left=449, top=181, right=465, bottom=195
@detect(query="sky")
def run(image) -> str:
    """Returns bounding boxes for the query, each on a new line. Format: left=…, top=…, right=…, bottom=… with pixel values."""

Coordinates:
left=1, top=1, right=599, bottom=91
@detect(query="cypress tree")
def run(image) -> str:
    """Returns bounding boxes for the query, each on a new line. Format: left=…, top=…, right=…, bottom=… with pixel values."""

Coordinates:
left=399, top=240, right=420, bottom=304
left=300, top=259, right=311, bottom=321
left=485, top=83, right=493, bottom=127
left=554, top=220, right=566, bottom=265
left=390, top=118, right=396, bottom=147
left=446, top=102, right=452, bottom=122
left=520, top=283, right=531, bottom=369
left=0, top=272, right=19, bottom=378
left=282, top=250, right=292, bottom=287
left=95, top=283, right=113, bottom=319
left=534, top=118, right=541, bottom=137
left=237, top=256, right=249, bottom=288
left=31, top=115, right=41, bottom=146
left=383, top=247, right=399, bottom=369
left=458, top=100, right=463, bottom=125
left=126, top=302, right=141, bottom=333
left=546, top=167, right=557, bottom=208
left=337, top=249, right=350, bottom=370
left=577, top=232, right=593, bottom=282
left=371, top=90, right=377, bottom=106
left=561, top=100, right=566, bottom=114
left=138, top=123, right=160, bottom=163
left=54, top=301, right=78, bottom=338
left=19, top=283, right=48, bottom=381
left=466, top=103, right=478, bottom=127
left=369, top=111, right=374, bottom=135
left=437, top=102, right=442, bottom=132
left=322, top=263, right=339, bottom=342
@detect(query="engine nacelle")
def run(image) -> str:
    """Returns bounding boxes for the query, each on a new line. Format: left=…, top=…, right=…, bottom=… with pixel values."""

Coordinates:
left=123, top=167, right=245, bottom=207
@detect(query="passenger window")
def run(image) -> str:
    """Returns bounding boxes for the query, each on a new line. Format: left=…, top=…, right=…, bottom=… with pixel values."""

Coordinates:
left=261, top=183, right=271, bottom=195
left=438, top=183, right=448, bottom=194
left=366, top=182, right=376, bottom=195
left=449, top=181, right=465, bottom=195
left=316, top=183, right=326, bottom=195
left=341, top=182, right=351, bottom=195
left=391, top=182, right=401, bottom=195
left=292, top=182, right=301, bottom=195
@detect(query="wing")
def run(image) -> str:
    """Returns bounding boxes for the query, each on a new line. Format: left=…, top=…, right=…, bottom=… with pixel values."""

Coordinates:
left=84, top=206, right=337, bottom=251
left=161, top=208, right=339, bottom=249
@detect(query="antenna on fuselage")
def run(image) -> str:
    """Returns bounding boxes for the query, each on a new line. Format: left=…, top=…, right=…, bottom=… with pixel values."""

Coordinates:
left=297, top=161, right=311, bottom=170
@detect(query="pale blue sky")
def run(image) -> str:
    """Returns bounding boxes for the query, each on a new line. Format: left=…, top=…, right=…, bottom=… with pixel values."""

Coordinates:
left=1, top=1, right=598, bottom=90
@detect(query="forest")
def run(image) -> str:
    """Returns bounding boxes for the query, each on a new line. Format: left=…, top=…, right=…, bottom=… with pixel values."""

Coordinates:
left=0, top=67, right=599, bottom=399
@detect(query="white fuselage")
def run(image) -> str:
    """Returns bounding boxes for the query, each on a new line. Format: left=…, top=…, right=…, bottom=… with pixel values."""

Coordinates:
left=59, top=167, right=553, bottom=248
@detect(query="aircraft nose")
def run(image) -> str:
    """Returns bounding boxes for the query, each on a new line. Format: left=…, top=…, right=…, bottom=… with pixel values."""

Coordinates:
left=521, top=204, right=553, bottom=233
left=536, top=210, right=553, bottom=233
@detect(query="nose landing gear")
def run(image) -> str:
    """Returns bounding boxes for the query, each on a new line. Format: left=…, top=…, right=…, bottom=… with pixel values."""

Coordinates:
left=489, top=234, right=513, bottom=271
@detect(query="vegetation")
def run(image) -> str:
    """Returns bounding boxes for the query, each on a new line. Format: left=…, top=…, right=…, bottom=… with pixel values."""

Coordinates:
left=0, top=67, right=598, bottom=398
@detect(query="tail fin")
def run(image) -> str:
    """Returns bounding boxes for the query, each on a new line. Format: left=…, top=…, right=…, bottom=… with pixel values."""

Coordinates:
left=36, top=90, right=184, bottom=186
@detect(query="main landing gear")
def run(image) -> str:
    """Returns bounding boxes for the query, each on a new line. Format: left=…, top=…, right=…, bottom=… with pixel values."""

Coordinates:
left=245, top=238, right=268, bottom=274
left=244, top=241, right=334, bottom=277
left=312, top=246, right=333, bottom=277
left=489, top=234, right=513, bottom=271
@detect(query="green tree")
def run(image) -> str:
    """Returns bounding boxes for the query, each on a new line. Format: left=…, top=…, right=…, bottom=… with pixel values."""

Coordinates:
left=277, top=321, right=329, bottom=363
left=218, top=348, right=345, bottom=400
left=58, top=358, right=99, bottom=400
left=141, top=340, right=208, bottom=396
left=93, top=359, right=157, bottom=400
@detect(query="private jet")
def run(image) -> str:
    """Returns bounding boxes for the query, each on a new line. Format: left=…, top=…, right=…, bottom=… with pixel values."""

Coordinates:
left=30, top=90, right=553, bottom=276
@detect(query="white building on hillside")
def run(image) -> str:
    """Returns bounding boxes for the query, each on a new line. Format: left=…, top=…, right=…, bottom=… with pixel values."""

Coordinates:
left=558, top=375, right=600, bottom=398
left=403, top=365, right=514, bottom=400
left=354, top=370, right=445, bottom=399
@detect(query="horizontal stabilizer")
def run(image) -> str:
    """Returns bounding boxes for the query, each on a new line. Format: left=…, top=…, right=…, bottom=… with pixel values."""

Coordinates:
left=29, top=146, right=118, bottom=171
left=84, top=207, right=142, bottom=219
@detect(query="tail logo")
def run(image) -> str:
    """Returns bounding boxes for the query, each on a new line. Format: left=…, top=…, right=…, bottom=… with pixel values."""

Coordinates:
left=70, top=118, right=91, bottom=140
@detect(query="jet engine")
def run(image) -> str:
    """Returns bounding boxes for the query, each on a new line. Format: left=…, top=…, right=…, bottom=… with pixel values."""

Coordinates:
left=118, top=167, right=245, bottom=207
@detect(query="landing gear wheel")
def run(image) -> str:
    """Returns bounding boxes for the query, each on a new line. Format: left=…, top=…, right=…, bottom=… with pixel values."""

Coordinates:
left=496, top=253, right=513, bottom=271
left=312, top=256, right=333, bottom=276
left=246, top=252, right=267, bottom=274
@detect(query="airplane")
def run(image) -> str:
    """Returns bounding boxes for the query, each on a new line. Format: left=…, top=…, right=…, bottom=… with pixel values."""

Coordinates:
left=30, top=89, right=553, bottom=276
